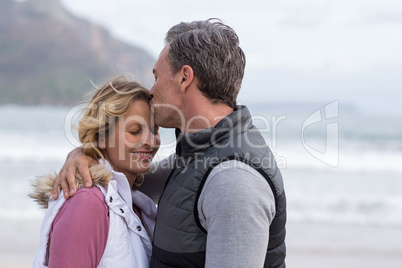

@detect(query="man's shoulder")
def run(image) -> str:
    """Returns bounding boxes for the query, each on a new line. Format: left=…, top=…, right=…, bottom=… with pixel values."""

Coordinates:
left=205, top=160, right=271, bottom=191
left=209, top=159, right=265, bottom=178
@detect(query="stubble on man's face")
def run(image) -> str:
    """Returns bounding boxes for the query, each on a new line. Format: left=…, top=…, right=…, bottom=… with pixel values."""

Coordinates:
left=150, top=45, right=186, bottom=129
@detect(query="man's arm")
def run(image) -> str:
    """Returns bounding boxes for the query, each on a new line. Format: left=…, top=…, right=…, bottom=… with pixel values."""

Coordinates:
left=53, top=148, right=173, bottom=202
left=197, top=160, right=276, bottom=267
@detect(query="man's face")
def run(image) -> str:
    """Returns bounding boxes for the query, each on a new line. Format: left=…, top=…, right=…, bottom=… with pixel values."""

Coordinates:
left=149, top=45, right=185, bottom=129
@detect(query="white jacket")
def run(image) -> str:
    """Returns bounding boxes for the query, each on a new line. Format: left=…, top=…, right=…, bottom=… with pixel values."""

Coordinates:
left=32, top=160, right=156, bottom=268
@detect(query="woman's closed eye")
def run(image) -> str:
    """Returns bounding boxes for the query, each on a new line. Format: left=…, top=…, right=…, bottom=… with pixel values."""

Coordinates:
left=129, top=128, right=143, bottom=135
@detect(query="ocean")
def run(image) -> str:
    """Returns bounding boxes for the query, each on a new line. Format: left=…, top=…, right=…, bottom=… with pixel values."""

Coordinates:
left=1, top=104, right=402, bottom=267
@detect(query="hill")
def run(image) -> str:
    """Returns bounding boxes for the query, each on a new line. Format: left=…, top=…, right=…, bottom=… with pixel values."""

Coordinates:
left=0, top=0, right=155, bottom=105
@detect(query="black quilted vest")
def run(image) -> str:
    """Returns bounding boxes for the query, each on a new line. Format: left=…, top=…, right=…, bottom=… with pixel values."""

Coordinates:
left=151, top=106, right=286, bottom=268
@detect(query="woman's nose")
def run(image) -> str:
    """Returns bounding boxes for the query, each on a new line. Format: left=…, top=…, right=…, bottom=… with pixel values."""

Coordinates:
left=143, top=131, right=157, bottom=148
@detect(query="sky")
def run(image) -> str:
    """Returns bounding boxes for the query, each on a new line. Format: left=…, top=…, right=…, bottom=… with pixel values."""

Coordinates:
left=60, top=0, right=402, bottom=115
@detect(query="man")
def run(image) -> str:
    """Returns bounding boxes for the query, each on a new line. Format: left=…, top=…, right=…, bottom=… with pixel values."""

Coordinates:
left=53, top=19, right=286, bottom=267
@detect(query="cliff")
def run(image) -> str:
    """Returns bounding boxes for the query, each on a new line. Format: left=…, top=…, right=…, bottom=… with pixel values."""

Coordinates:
left=0, top=0, right=155, bottom=105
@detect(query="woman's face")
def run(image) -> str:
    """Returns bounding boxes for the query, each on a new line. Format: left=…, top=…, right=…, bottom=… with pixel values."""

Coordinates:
left=103, top=99, right=160, bottom=183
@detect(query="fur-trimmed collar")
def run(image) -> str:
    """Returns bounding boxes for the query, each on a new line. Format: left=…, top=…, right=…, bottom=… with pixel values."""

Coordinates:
left=29, top=164, right=112, bottom=209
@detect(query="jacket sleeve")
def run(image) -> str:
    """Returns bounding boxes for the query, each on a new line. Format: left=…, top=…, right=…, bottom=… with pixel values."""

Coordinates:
left=197, top=160, right=276, bottom=268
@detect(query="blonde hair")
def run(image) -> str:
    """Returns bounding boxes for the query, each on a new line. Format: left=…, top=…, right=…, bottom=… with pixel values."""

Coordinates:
left=78, top=75, right=149, bottom=189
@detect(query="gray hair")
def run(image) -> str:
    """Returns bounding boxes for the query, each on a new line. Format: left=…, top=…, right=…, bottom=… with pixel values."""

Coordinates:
left=165, top=18, right=246, bottom=108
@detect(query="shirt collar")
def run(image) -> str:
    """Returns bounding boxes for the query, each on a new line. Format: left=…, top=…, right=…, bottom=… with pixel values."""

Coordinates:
left=99, top=159, right=133, bottom=206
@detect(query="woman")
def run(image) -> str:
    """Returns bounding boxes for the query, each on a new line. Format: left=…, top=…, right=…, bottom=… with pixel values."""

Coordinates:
left=30, top=76, right=160, bottom=267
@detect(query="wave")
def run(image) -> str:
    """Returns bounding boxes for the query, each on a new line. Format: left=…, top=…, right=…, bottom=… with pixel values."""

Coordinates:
left=270, top=143, right=402, bottom=173
left=2, top=139, right=402, bottom=173
left=5, top=193, right=402, bottom=228
left=288, top=195, right=402, bottom=228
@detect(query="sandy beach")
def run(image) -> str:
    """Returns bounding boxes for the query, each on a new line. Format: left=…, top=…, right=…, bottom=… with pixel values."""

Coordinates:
left=0, top=217, right=42, bottom=268
left=286, top=222, right=402, bottom=267
left=2, top=217, right=402, bottom=268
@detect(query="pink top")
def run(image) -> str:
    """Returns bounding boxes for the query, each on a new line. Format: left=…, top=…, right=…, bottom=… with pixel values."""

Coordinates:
left=47, top=187, right=109, bottom=268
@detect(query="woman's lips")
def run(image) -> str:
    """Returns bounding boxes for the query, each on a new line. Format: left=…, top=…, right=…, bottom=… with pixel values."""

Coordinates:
left=131, top=151, right=154, bottom=159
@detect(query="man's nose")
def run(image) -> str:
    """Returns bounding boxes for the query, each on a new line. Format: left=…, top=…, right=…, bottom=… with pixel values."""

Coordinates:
left=148, top=87, right=154, bottom=100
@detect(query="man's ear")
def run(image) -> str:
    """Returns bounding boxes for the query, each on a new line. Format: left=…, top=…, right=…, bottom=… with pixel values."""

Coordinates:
left=179, top=65, right=194, bottom=90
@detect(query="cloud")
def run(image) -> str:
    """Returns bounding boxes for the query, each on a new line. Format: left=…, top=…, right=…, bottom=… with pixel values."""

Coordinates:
left=60, top=0, right=402, bottom=115
left=61, top=0, right=402, bottom=73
